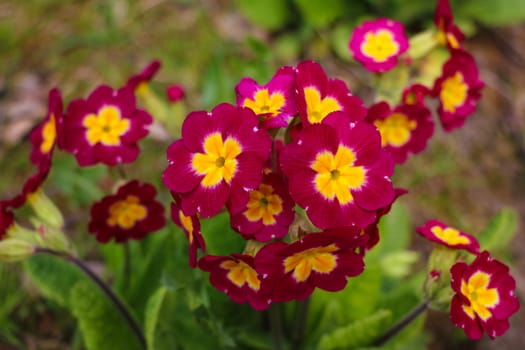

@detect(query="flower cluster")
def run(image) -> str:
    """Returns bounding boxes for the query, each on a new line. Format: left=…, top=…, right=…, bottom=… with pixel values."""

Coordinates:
left=417, top=220, right=520, bottom=340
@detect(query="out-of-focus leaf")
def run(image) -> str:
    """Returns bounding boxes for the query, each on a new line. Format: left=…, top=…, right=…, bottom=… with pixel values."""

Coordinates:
left=369, top=201, right=412, bottom=259
left=200, top=211, right=245, bottom=256
left=331, top=24, right=353, bottom=62
left=235, top=0, right=292, bottom=30
left=458, top=0, right=525, bottom=25
left=294, top=0, right=346, bottom=28
left=70, top=280, right=143, bottom=350
left=477, top=207, right=518, bottom=258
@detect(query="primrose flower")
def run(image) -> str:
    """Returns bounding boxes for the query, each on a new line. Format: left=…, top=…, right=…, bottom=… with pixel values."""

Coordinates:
left=163, top=103, right=272, bottom=218
left=402, top=84, right=431, bottom=106
left=88, top=180, right=165, bottom=243
left=61, top=85, right=153, bottom=166
left=349, top=18, right=409, bottom=72
left=254, top=228, right=365, bottom=302
left=434, top=0, right=465, bottom=49
left=229, top=172, right=295, bottom=242
left=2, top=161, right=51, bottom=209
left=199, top=254, right=271, bottom=311
left=29, top=88, right=63, bottom=169
left=236, top=66, right=297, bottom=129
left=450, top=251, right=520, bottom=339
left=170, top=193, right=205, bottom=268
left=295, top=60, right=366, bottom=126
left=433, top=50, right=484, bottom=132
left=280, top=112, right=394, bottom=229
left=166, top=84, right=185, bottom=103
left=126, top=60, right=161, bottom=92
left=366, top=101, right=434, bottom=164
left=417, top=219, right=480, bottom=254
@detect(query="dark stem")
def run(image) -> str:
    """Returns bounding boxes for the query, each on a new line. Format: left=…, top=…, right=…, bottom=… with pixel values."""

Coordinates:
left=35, top=248, right=146, bottom=349
left=292, top=298, right=310, bottom=350
left=371, top=301, right=428, bottom=347
left=268, top=304, right=284, bottom=350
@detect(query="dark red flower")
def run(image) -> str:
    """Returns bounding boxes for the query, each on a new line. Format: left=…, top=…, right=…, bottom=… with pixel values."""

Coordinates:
left=126, top=60, right=161, bottom=91
left=434, top=0, right=465, bottom=49
left=88, top=180, right=165, bottom=243
left=417, top=219, right=480, bottom=254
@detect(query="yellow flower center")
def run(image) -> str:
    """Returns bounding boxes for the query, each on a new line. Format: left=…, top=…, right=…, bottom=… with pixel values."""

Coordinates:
left=303, top=87, right=341, bottom=124
left=361, top=29, right=400, bottom=62
left=311, top=145, right=366, bottom=204
left=179, top=210, right=194, bottom=243
left=220, top=259, right=261, bottom=290
left=430, top=226, right=471, bottom=246
left=243, top=89, right=285, bottom=117
left=460, top=271, right=499, bottom=321
left=83, top=106, right=130, bottom=146
left=284, top=244, right=339, bottom=282
left=192, top=132, right=242, bottom=188
left=374, top=112, right=417, bottom=147
left=40, top=113, right=57, bottom=153
left=440, top=72, right=468, bottom=113
left=107, top=195, right=147, bottom=229
left=244, top=184, right=283, bottom=225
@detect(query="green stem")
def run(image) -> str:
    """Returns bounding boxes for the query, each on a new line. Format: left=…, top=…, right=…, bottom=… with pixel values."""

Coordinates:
left=268, top=304, right=284, bottom=350
left=292, top=298, right=310, bottom=349
left=123, top=241, right=131, bottom=289
left=35, top=248, right=146, bottom=349
left=370, top=301, right=428, bottom=347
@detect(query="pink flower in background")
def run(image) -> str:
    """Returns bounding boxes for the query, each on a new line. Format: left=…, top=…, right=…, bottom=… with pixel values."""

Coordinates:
left=402, top=83, right=431, bottom=106
left=433, top=49, right=484, bottom=131
left=88, top=180, right=165, bottom=243
left=163, top=103, right=271, bottom=218
left=236, top=66, right=297, bottom=129
left=416, top=219, right=480, bottom=254
left=280, top=112, right=394, bottom=229
left=166, top=84, right=185, bottom=103
left=366, top=101, right=434, bottom=164
left=126, top=60, right=161, bottom=92
left=61, top=85, right=152, bottom=166
left=349, top=18, right=409, bottom=72
left=450, top=251, right=520, bottom=339
left=434, top=0, right=465, bottom=49
left=295, top=60, right=366, bottom=126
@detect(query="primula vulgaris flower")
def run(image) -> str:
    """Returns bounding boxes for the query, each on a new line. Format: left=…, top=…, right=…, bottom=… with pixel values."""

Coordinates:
left=2, top=161, right=51, bottom=209
left=349, top=18, right=409, bottom=73
left=199, top=254, right=271, bottom=311
left=229, top=172, right=295, bottom=242
left=30, top=88, right=63, bottom=170
left=254, top=228, right=365, bottom=303
left=166, top=85, right=185, bottom=103
left=281, top=112, right=394, bottom=229
left=61, top=85, right=153, bottom=166
left=433, top=50, right=484, bottom=132
left=417, top=219, right=480, bottom=254
left=163, top=103, right=272, bottom=218
left=88, top=180, right=165, bottom=243
left=236, top=66, right=297, bottom=129
left=295, top=61, right=366, bottom=126
left=170, top=193, right=205, bottom=268
left=450, top=251, right=520, bottom=340
left=402, top=83, right=431, bottom=106
left=126, top=60, right=161, bottom=92
left=366, top=101, right=434, bottom=164
left=434, top=0, right=464, bottom=49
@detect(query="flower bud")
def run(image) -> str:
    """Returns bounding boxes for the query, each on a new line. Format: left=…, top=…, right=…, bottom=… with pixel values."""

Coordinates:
left=26, top=189, right=64, bottom=229
left=0, top=239, right=35, bottom=262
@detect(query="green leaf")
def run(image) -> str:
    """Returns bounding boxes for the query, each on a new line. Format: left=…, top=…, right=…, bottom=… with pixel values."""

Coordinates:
left=144, top=287, right=180, bottom=350
left=318, top=309, right=392, bottom=350
left=200, top=211, right=245, bottom=256
left=24, top=254, right=86, bottom=307
left=235, top=0, right=292, bottom=30
left=294, top=0, right=346, bottom=28
left=70, top=280, right=143, bottom=350
left=457, top=0, right=525, bottom=25
left=477, top=207, right=518, bottom=258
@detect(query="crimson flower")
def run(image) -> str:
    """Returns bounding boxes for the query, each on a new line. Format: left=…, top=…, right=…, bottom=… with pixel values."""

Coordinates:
left=417, top=219, right=480, bottom=254
left=295, top=60, right=366, bottom=126
left=199, top=254, right=271, bottom=311
left=434, top=0, right=465, bottom=49
left=170, top=193, right=205, bottom=267
left=432, top=50, right=484, bottom=132
left=366, top=101, right=434, bottom=164
left=162, top=103, right=272, bottom=218
left=236, top=66, right=297, bottom=129
left=229, top=172, right=295, bottom=242
left=126, top=60, right=161, bottom=92
left=402, top=84, right=431, bottom=106
left=29, top=88, right=63, bottom=170
left=0, top=204, right=15, bottom=239
left=88, top=180, right=165, bottom=243
left=61, top=85, right=152, bottom=166
left=450, top=251, right=520, bottom=339
left=166, top=85, right=185, bottom=103
left=2, top=161, right=51, bottom=209
left=349, top=18, right=409, bottom=72
left=254, top=228, right=365, bottom=302
left=280, top=112, right=394, bottom=229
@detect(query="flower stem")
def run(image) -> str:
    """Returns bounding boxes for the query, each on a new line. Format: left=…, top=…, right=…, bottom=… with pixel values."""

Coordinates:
left=268, top=304, right=284, bottom=350
left=123, top=241, right=131, bottom=289
left=35, top=248, right=146, bottom=349
left=370, top=301, right=428, bottom=347
left=292, top=298, right=310, bottom=350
